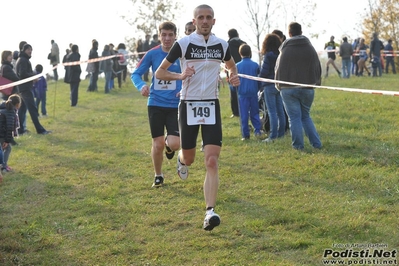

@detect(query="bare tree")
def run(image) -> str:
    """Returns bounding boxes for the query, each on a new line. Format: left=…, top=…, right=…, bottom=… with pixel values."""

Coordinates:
left=244, top=0, right=317, bottom=65
left=278, top=0, right=317, bottom=38
left=245, top=0, right=272, bottom=65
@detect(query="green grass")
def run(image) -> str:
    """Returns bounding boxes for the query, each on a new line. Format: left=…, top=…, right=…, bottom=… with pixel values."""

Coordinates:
left=0, top=75, right=398, bottom=266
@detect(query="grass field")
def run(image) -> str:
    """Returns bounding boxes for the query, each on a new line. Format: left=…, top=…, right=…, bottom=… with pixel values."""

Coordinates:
left=0, top=74, right=398, bottom=266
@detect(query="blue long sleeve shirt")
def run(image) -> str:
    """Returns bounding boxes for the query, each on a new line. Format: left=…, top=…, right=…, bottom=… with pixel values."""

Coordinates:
left=131, top=45, right=181, bottom=108
left=236, top=57, right=260, bottom=97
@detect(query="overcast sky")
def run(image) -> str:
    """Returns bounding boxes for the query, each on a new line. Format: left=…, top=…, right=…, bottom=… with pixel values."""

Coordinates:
left=2, top=0, right=363, bottom=76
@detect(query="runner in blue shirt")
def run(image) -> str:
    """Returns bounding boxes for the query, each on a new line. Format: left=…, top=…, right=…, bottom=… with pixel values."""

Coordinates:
left=131, top=21, right=182, bottom=188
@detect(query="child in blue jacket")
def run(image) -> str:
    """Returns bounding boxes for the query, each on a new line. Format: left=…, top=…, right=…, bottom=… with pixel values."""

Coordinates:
left=33, top=64, right=47, bottom=117
left=236, top=44, right=265, bottom=140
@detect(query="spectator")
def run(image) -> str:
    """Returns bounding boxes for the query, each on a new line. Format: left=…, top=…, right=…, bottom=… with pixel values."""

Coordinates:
left=227, top=28, right=246, bottom=118
left=50, top=40, right=60, bottom=81
left=99, top=44, right=113, bottom=93
left=1, top=50, right=20, bottom=100
left=0, top=94, right=22, bottom=173
left=32, top=64, right=47, bottom=116
left=15, top=44, right=51, bottom=135
left=184, top=21, right=196, bottom=35
left=352, top=38, right=360, bottom=75
left=65, top=44, right=82, bottom=106
left=384, top=39, right=396, bottom=74
left=87, top=40, right=99, bottom=92
left=136, top=39, right=144, bottom=62
left=236, top=44, right=264, bottom=141
left=150, top=34, right=160, bottom=48
left=369, top=33, right=384, bottom=77
left=272, top=29, right=286, bottom=42
left=117, top=43, right=129, bottom=88
left=259, top=33, right=286, bottom=142
left=62, top=48, right=70, bottom=80
left=13, top=41, right=27, bottom=63
left=324, top=36, right=341, bottom=77
left=339, top=37, right=354, bottom=78
left=142, top=35, right=151, bottom=82
left=356, top=38, right=370, bottom=76
left=275, top=22, right=322, bottom=150
left=109, top=43, right=119, bottom=89
left=11, top=51, right=19, bottom=69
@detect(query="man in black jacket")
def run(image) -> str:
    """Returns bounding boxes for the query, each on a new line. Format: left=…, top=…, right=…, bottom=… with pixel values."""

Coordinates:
left=227, top=29, right=245, bottom=118
left=16, top=44, right=51, bottom=135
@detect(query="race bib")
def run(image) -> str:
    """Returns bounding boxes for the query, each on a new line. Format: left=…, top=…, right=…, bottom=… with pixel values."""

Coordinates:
left=186, top=101, right=216, bottom=125
left=154, top=79, right=176, bottom=90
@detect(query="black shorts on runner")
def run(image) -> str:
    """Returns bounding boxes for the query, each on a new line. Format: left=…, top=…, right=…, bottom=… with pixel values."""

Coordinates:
left=178, top=99, right=222, bottom=150
left=148, top=106, right=179, bottom=139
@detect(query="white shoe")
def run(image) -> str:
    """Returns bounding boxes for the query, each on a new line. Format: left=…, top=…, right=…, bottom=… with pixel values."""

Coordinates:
left=203, top=208, right=220, bottom=231
left=177, top=150, right=188, bottom=180
left=262, top=137, right=274, bottom=143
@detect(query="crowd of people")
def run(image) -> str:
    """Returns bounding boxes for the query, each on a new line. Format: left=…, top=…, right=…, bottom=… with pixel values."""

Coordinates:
left=327, top=33, right=397, bottom=78
left=0, top=38, right=130, bottom=182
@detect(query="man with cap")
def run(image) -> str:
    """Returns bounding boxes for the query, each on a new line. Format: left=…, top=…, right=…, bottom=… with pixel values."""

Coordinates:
left=16, top=44, right=51, bottom=135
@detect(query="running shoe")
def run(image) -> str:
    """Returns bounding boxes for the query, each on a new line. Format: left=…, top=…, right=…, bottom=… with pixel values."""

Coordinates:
left=203, top=208, right=221, bottom=231
left=152, top=175, right=164, bottom=188
left=177, top=150, right=188, bottom=180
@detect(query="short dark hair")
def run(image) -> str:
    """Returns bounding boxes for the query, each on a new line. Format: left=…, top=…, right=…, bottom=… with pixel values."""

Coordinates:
left=71, top=44, right=79, bottom=53
left=117, top=43, right=126, bottom=50
left=194, top=4, right=213, bottom=18
left=35, top=64, right=43, bottom=73
left=228, top=28, right=239, bottom=39
left=272, top=29, right=285, bottom=41
left=288, top=22, right=302, bottom=37
left=19, top=41, right=27, bottom=51
left=158, top=21, right=177, bottom=34
left=343, top=37, right=348, bottom=42
left=239, top=44, right=252, bottom=58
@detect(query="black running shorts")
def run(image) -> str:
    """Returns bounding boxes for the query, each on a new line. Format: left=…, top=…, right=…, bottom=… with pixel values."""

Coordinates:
left=178, top=99, right=222, bottom=150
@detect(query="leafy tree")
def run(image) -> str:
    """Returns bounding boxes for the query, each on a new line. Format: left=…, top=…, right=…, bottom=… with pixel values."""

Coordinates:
left=121, top=0, right=181, bottom=68
left=361, top=0, right=381, bottom=44
left=361, top=0, right=399, bottom=68
left=124, top=0, right=180, bottom=35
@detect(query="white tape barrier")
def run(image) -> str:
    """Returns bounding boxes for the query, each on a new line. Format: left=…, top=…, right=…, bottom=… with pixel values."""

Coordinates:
left=0, top=54, right=123, bottom=92
left=3, top=52, right=399, bottom=97
left=237, top=73, right=399, bottom=97
left=323, top=49, right=399, bottom=57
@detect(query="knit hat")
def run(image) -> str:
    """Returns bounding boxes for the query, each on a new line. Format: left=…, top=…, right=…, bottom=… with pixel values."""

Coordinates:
left=22, top=44, right=32, bottom=52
